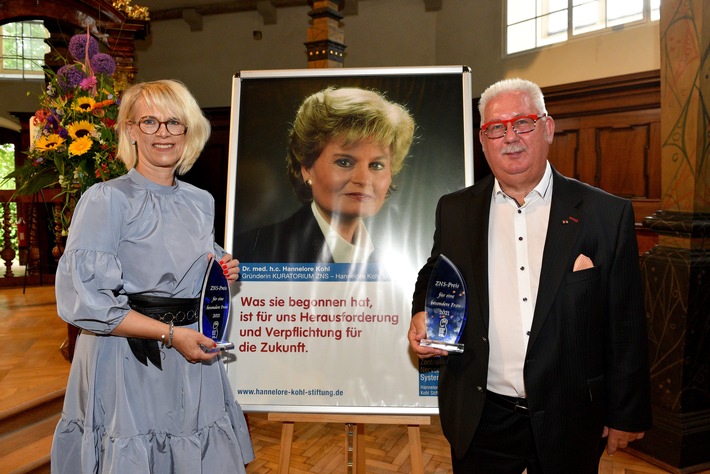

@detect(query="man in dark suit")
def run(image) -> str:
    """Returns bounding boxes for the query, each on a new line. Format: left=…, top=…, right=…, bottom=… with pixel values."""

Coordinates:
left=408, top=78, right=652, bottom=473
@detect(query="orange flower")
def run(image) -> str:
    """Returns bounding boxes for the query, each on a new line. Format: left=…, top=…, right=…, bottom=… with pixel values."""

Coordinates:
left=94, top=99, right=115, bottom=108
left=33, top=109, right=49, bottom=126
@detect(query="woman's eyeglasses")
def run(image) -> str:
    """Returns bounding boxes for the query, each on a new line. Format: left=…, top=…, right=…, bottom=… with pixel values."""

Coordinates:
left=127, top=116, right=187, bottom=136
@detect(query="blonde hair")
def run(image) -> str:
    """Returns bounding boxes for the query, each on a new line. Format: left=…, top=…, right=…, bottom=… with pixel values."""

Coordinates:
left=286, top=87, right=415, bottom=201
left=116, top=79, right=210, bottom=175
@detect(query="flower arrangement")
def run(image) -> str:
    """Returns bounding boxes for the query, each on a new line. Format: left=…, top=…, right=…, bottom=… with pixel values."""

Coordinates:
left=7, top=31, right=127, bottom=235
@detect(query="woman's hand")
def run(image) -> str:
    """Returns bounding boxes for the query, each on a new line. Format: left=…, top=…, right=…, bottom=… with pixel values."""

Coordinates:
left=171, top=326, right=222, bottom=363
left=408, top=312, right=447, bottom=359
left=212, top=253, right=240, bottom=284
left=111, top=311, right=222, bottom=363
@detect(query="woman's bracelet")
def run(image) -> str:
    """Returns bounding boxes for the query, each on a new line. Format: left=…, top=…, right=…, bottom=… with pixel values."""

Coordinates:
left=161, top=321, right=174, bottom=349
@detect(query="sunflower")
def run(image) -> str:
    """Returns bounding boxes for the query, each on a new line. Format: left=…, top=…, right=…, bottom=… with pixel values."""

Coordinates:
left=67, top=120, right=96, bottom=140
left=35, top=134, right=66, bottom=151
left=68, top=136, right=94, bottom=156
left=74, top=97, right=96, bottom=113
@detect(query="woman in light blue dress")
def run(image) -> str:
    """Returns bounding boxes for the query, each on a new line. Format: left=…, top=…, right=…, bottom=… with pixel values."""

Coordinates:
left=50, top=80, right=254, bottom=473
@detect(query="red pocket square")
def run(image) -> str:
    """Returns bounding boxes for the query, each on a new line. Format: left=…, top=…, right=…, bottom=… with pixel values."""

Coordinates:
left=573, top=254, right=594, bottom=271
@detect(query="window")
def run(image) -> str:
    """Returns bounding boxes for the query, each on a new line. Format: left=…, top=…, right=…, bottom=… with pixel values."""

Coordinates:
left=0, top=21, right=49, bottom=79
left=0, top=143, right=15, bottom=189
left=506, top=0, right=661, bottom=55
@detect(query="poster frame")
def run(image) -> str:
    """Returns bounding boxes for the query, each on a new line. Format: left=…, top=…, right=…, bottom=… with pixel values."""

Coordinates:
left=224, top=66, right=474, bottom=414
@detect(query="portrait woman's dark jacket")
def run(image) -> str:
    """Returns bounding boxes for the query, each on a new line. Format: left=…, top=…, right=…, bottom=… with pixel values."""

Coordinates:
left=236, top=204, right=388, bottom=264
left=235, top=205, right=332, bottom=263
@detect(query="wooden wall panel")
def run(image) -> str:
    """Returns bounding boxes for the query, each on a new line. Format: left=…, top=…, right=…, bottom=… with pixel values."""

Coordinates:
left=597, top=125, right=650, bottom=198
left=542, top=72, right=662, bottom=252
left=549, top=108, right=661, bottom=225
left=548, top=131, right=578, bottom=179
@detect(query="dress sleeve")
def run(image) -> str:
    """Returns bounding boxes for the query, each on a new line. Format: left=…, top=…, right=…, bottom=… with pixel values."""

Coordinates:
left=54, top=184, right=130, bottom=334
left=213, top=242, right=227, bottom=260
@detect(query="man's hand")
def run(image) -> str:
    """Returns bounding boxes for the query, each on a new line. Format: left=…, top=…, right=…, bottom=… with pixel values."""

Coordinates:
left=408, top=312, right=447, bottom=358
left=603, top=427, right=645, bottom=455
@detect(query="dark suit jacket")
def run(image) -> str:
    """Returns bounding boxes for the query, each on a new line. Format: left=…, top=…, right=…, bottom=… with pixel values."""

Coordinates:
left=235, top=204, right=334, bottom=263
left=412, top=168, right=652, bottom=472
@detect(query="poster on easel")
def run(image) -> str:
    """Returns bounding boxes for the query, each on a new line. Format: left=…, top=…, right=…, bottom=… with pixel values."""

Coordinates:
left=224, top=66, right=473, bottom=414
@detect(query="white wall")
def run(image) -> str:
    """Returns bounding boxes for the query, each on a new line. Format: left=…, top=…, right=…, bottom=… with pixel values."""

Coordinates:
left=502, top=21, right=660, bottom=88
left=0, top=0, right=660, bottom=126
left=0, top=79, right=45, bottom=127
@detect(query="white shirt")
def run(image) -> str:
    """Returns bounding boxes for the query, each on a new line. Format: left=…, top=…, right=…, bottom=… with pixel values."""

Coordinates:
left=311, top=201, right=375, bottom=263
left=486, top=162, right=553, bottom=397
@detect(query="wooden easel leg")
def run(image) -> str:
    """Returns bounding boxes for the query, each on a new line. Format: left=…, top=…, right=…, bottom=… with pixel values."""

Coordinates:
left=352, top=423, right=366, bottom=474
left=270, top=414, right=431, bottom=473
left=407, top=424, right=425, bottom=474
left=278, top=421, right=294, bottom=474
left=344, top=423, right=367, bottom=474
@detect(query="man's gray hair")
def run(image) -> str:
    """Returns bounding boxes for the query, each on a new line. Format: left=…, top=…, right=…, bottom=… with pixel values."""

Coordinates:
left=478, top=78, right=547, bottom=124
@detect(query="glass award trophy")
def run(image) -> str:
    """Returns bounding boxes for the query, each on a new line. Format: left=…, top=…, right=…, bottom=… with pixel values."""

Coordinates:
left=420, top=255, right=467, bottom=353
left=199, top=257, right=235, bottom=352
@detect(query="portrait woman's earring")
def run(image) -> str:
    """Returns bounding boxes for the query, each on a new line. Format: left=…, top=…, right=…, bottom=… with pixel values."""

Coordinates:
left=305, top=179, right=312, bottom=187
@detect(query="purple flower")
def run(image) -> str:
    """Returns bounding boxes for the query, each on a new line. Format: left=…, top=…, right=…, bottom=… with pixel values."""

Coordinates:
left=58, top=128, right=70, bottom=139
left=57, top=65, right=86, bottom=91
left=91, top=53, right=116, bottom=75
left=45, top=114, right=59, bottom=130
left=68, top=34, right=99, bottom=61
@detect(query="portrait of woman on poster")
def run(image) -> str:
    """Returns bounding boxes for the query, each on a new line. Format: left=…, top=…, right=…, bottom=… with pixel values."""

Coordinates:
left=235, top=86, right=416, bottom=264
left=50, top=79, right=254, bottom=473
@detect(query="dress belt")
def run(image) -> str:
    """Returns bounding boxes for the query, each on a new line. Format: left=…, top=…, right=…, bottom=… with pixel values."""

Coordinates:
left=126, top=294, right=200, bottom=370
left=486, top=390, right=531, bottom=416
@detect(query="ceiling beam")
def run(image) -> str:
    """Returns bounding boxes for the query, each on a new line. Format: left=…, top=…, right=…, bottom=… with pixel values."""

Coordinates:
left=257, top=0, right=277, bottom=24
left=182, top=8, right=203, bottom=31
left=341, top=0, right=358, bottom=16
left=145, top=0, right=373, bottom=21
left=149, top=0, right=308, bottom=22
left=423, top=0, right=442, bottom=12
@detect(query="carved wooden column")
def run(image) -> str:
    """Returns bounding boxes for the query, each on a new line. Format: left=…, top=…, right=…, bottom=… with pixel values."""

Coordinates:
left=633, top=0, right=710, bottom=471
left=1, top=202, right=16, bottom=278
left=305, top=0, right=346, bottom=68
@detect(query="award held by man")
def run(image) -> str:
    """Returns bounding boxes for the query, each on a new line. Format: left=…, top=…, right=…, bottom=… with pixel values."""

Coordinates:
left=420, top=254, right=467, bottom=353
left=199, top=256, right=235, bottom=352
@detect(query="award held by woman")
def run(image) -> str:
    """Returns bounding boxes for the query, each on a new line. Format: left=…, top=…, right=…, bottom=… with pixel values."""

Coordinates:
left=420, top=255, right=467, bottom=353
left=199, top=257, right=235, bottom=352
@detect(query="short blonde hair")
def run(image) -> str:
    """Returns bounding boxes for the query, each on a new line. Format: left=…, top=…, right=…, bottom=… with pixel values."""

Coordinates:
left=286, top=87, right=415, bottom=201
left=116, top=79, right=210, bottom=175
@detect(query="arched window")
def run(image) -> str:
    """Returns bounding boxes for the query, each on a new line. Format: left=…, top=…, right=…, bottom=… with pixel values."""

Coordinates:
left=0, top=21, right=49, bottom=79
